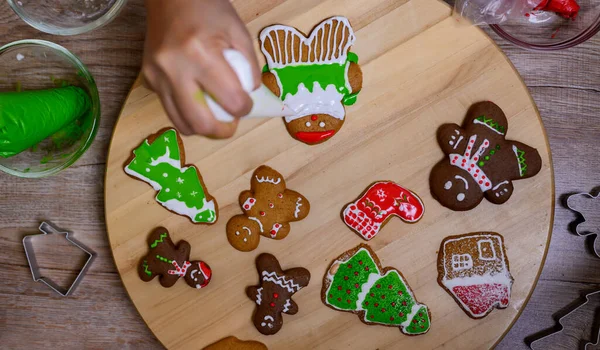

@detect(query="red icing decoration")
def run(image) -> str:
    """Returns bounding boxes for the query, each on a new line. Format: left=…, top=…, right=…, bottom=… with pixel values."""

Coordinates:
left=273, top=293, right=279, bottom=298
left=260, top=211, right=266, bottom=216
left=270, top=302, right=276, bottom=307
left=277, top=193, right=283, bottom=198
left=451, top=284, right=510, bottom=317
left=295, top=130, right=336, bottom=144
left=249, top=198, right=255, bottom=203
left=311, top=115, right=318, bottom=121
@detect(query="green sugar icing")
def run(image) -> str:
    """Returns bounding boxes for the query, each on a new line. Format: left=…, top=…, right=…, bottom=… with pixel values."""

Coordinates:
left=125, top=129, right=217, bottom=224
left=0, top=86, right=91, bottom=158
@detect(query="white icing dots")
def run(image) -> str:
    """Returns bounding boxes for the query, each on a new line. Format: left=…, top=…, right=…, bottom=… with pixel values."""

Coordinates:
left=145, top=168, right=150, bottom=173
left=319, top=122, right=326, bottom=128
left=444, top=181, right=452, bottom=190
left=165, top=188, right=171, bottom=193
left=305, top=121, right=311, bottom=127
left=457, top=193, right=466, bottom=202
left=163, top=173, right=168, bottom=178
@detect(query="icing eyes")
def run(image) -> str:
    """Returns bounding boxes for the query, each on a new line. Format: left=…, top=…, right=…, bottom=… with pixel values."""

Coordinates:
left=277, top=193, right=283, bottom=198
left=457, top=193, right=466, bottom=202
left=444, top=181, right=452, bottom=190
left=319, top=122, right=326, bottom=128
left=305, top=122, right=311, bottom=127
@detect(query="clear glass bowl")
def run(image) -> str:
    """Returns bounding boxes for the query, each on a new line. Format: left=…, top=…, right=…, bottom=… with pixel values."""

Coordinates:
left=490, top=0, right=600, bottom=50
left=0, top=40, right=100, bottom=178
left=6, top=0, right=127, bottom=36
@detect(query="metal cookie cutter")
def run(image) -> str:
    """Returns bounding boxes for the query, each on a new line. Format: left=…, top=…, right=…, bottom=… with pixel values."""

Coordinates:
left=22, top=222, right=95, bottom=297
left=567, top=191, right=600, bottom=258
left=530, top=290, right=600, bottom=350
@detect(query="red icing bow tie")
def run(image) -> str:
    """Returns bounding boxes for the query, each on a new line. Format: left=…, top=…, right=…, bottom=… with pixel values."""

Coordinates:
left=168, top=261, right=191, bottom=277
left=535, top=0, right=580, bottom=19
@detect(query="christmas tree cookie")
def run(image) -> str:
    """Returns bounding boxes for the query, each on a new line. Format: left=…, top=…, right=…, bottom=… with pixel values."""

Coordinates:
left=322, top=244, right=431, bottom=335
left=125, top=128, right=218, bottom=224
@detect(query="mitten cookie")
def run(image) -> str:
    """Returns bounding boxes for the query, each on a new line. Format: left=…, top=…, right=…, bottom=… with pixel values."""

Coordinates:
left=430, top=101, right=542, bottom=211
left=260, top=16, right=363, bottom=145
left=437, top=232, right=513, bottom=319
left=226, top=165, right=310, bottom=252
left=246, top=253, right=311, bottom=335
left=322, top=244, right=431, bottom=335
left=343, top=181, right=424, bottom=240
left=203, top=336, right=267, bottom=350
left=125, top=128, right=218, bottom=224
left=139, top=227, right=212, bottom=289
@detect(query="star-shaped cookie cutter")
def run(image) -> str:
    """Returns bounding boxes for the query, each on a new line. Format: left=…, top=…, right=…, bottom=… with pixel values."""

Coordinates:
left=567, top=190, right=600, bottom=258
left=529, top=290, right=600, bottom=350
left=22, top=222, right=95, bottom=297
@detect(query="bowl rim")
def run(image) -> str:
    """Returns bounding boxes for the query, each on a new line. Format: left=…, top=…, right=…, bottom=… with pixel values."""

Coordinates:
left=490, top=16, right=600, bottom=51
left=6, top=0, right=127, bottom=36
left=0, top=39, right=101, bottom=179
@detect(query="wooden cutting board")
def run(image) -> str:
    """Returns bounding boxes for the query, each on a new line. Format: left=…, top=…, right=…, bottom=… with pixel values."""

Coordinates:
left=104, top=0, right=554, bottom=349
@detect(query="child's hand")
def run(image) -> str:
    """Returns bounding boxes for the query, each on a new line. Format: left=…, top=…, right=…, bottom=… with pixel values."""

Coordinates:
left=142, top=0, right=260, bottom=137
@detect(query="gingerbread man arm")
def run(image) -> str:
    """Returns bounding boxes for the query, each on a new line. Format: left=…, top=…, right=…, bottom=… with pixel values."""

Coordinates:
left=239, top=190, right=255, bottom=214
left=285, top=267, right=311, bottom=289
left=437, top=124, right=468, bottom=155
left=158, top=273, right=180, bottom=288
left=463, top=101, right=509, bottom=134
left=485, top=180, right=514, bottom=205
left=147, top=227, right=175, bottom=250
left=262, top=72, right=280, bottom=97
left=251, top=166, right=287, bottom=195
left=283, top=299, right=299, bottom=315
left=279, top=190, right=310, bottom=223
left=247, top=285, right=260, bottom=303
left=263, top=222, right=290, bottom=240
left=175, top=240, right=191, bottom=260
left=348, top=62, right=362, bottom=93
left=508, top=141, right=542, bottom=179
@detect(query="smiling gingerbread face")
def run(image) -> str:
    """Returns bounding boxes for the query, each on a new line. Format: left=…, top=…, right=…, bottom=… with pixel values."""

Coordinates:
left=259, top=16, right=363, bottom=145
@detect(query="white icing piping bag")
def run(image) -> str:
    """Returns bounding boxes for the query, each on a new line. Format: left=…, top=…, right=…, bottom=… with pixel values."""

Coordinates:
left=204, top=49, right=294, bottom=123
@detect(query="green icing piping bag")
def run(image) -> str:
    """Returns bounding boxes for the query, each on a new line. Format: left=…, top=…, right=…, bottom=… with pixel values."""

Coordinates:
left=0, top=86, right=91, bottom=158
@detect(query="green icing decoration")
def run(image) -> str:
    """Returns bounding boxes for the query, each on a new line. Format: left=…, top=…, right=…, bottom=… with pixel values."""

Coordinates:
left=343, top=92, right=359, bottom=106
left=361, top=270, right=414, bottom=325
left=142, top=260, right=152, bottom=276
left=326, top=249, right=380, bottom=310
left=125, top=129, right=217, bottom=224
left=150, top=232, right=168, bottom=248
left=262, top=64, right=270, bottom=73
left=156, top=254, right=172, bottom=264
left=514, top=146, right=528, bottom=177
left=404, top=306, right=430, bottom=335
left=478, top=161, right=485, bottom=167
left=475, top=115, right=506, bottom=135
left=273, top=63, right=349, bottom=98
left=347, top=52, right=359, bottom=64
left=0, top=86, right=91, bottom=158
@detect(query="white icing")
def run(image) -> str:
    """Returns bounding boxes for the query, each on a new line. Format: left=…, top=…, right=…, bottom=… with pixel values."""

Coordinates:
left=453, top=136, right=464, bottom=150
left=399, top=304, right=424, bottom=328
left=262, top=270, right=303, bottom=293
left=441, top=272, right=513, bottom=289
left=256, top=287, right=263, bottom=305
left=319, top=121, right=326, bottom=128
left=444, top=181, right=452, bottom=190
left=294, top=198, right=303, bottom=218
left=282, top=299, right=291, bottom=313
left=255, top=175, right=281, bottom=185
left=478, top=240, right=497, bottom=260
left=283, top=82, right=345, bottom=122
left=492, top=181, right=509, bottom=191
left=455, top=175, right=469, bottom=190
left=451, top=254, right=473, bottom=271
left=513, top=145, right=524, bottom=176
left=248, top=217, right=264, bottom=233
left=457, top=193, right=465, bottom=202
left=305, top=121, right=311, bottom=127
left=449, top=135, right=493, bottom=192
left=242, top=197, right=256, bottom=210
left=354, top=272, right=382, bottom=311
left=270, top=223, right=281, bottom=238
left=474, top=118, right=505, bottom=135
left=149, top=146, right=181, bottom=169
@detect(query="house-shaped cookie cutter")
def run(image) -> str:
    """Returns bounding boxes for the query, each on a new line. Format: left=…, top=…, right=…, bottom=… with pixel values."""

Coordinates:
left=22, top=222, right=95, bottom=297
left=530, top=290, right=600, bottom=350
left=567, top=191, right=600, bottom=258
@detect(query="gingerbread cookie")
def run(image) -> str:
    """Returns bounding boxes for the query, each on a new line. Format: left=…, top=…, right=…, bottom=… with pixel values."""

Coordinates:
left=226, top=165, right=310, bottom=252
left=430, top=101, right=542, bottom=211
left=246, top=253, right=311, bottom=335
left=138, top=227, right=212, bottom=289
left=125, top=128, right=218, bottom=224
left=203, top=336, right=267, bottom=350
left=343, top=181, right=424, bottom=240
left=322, top=244, right=431, bottom=335
left=437, top=232, right=513, bottom=319
left=260, top=16, right=363, bottom=145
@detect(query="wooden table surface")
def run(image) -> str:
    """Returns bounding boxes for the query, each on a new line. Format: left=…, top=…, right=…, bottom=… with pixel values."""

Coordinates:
left=0, top=1, right=598, bottom=349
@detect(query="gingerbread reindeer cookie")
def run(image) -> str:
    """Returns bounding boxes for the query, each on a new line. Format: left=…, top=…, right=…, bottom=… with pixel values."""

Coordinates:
left=139, top=227, right=212, bottom=289
left=226, top=165, right=310, bottom=252
left=246, top=253, right=311, bottom=335
left=260, top=16, right=363, bottom=145
left=430, top=101, right=542, bottom=211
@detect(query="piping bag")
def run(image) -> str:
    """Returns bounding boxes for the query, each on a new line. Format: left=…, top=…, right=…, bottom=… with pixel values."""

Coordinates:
left=201, top=49, right=294, bottom=123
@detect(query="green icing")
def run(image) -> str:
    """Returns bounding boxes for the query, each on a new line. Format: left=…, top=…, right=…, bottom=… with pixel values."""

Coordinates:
left=273, top=63, right=349, bottom=98
left=347, top=52, right=359, bottom=64
left=326, top=249, right=379, bottom=310
left=0, top=86, right=91, bottom=158
left=156, top=254, right=172, bottom=264
left=150, top=232, right=168, bottom=248
left=343, top=92, right=359, bottom=106
left=404, top=306, right=430, bottom=335
left=514, top=146, right=528, bottom=177
left=142, top=260, right=152, bottom=276
left=475, top=115, right=506, bottom=135
left=125, top=129, right=217, bottom=224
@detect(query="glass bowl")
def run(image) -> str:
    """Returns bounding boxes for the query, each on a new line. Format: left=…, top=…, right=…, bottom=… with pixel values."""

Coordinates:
left=6, top=0, right=127, bottom=36
left=0, top=40, right=100, bottom=178
left=490, top=0, right=600, bottom=50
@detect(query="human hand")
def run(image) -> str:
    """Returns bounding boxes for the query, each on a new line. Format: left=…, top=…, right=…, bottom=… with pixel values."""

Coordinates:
left=142, top=0, right=260, bottom=137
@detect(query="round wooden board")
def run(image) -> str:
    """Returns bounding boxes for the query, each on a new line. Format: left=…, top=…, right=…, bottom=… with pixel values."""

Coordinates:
left=105, top=0, right=554, bottom=349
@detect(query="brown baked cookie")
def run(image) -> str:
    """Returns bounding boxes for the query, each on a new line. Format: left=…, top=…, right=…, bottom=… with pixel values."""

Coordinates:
left=203, top=336, right=267, bottom=350
left=430, top=101, right=542, bottom=211
left=138, top=227, right=212, bottom=289
left=437, top=232, right=513, bottom=319
left=322, top=244, right=431, bottom=335
left=124, top=128, right=218, bottom=224
left=246, top=253, right=311, bottom=335
left=259, top=16, right=363, bottom=145
left=226, top=165, right=310, bottom=252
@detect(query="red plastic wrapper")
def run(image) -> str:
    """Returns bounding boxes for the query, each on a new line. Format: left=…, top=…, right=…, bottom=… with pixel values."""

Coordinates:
left=534, top=0, right=580, bottom=19
left=454, top=0, right=581, bottom=25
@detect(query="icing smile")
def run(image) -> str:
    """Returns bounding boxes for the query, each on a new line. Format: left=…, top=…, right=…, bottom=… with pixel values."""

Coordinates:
left=295, top=130, right=336, bottom=144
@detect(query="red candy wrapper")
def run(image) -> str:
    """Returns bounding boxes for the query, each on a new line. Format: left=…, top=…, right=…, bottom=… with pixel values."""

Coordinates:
left=535, top=0, right=580, bottom=19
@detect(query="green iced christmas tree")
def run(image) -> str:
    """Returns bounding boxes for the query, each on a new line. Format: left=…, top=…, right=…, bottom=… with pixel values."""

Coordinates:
left=125, top=129, right=217, bottom=224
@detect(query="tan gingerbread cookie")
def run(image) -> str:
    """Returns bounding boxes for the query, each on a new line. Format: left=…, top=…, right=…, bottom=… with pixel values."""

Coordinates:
left=226, top=165, right=310, bottom=252
left=203, top=336, right=267, bottom=350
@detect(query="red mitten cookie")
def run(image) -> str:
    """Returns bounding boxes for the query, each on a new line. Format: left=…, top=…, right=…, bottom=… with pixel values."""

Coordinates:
left=437, top=232, right=513, bottom=319
left=139, top=227, right=212, bottom=289
left=430, top=101, right=542, bottom=211
left=226, top=166, right=310, bottom=252
left=246, top=253, right=310, bottom=335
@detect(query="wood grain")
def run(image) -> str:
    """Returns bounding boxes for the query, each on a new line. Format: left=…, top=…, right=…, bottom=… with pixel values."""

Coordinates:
left=0, top=0, right=598, bottom=349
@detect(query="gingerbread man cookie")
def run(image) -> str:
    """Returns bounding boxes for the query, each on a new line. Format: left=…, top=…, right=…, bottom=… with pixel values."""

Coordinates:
left=246, top=253, right=311, bottom=335
left=139, top=227, right=212, bottom=289
left=226, top=165, right=310, bottom=252
left=260, top=16, right=363, bottom=145
left=203, top=336, right=267, bottom=350
left=430, top=101, right=542, bottom=211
